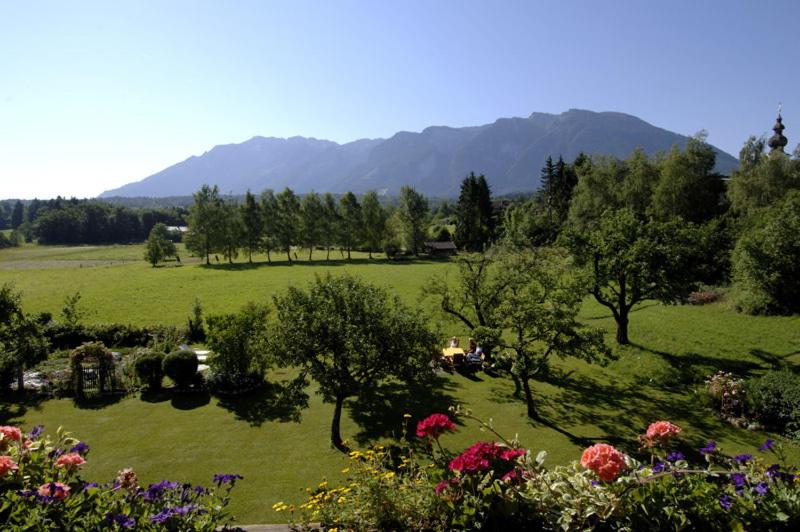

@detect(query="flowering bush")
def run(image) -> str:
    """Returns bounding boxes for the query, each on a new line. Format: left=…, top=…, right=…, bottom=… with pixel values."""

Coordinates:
left=0, top=424, right=241, bottom=530
left=706, top=371, right=747, bottom=421
left=416, top=413, right=456, bottom=441
left=289, top=408, right=800, bottom=530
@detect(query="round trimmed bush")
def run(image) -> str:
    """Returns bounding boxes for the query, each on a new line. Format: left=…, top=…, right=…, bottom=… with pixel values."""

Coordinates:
left=133, top=349, right=165, bottom=390
left=746, top=370, right=800, bottom=435
left=162, top=349, right=198, bottom=389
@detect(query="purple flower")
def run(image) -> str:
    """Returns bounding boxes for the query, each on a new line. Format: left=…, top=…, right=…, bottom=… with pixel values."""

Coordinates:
left=83, top=482, right=99, bottom=492
left=150, top=508, right=173, bottom=524
left=759, top=439, right=775, bottom=452
left=213, top=473, right=243, bottom=486
left=173, top=504, right=205, bottom=517
left=734, top=453, right=752, bottom=464
left=48, top=448, right=64, bottom=459
left=590, top=480, right=600, bottom=486
left=652, top=462, right=666, bottom=473
left=699, top=440, right=717, bottom=455
left=28, top=425, right=44, bottom=439
left=70, top=442, right=89, bottom=455
left=106, top=513, right=136, bottom=529
left=719, top=494, right=733, bottom=511
left=754, top=482, right=768, bottom=496
left=731, top=472, right=746, bottom=494
left=666, top=452, right=684, bottom=462
left=143, top=481, right=180, bottom=502
left=194, top=485, right=206, bottom=495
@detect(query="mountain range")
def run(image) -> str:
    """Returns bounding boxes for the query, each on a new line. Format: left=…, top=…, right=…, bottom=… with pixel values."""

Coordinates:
left=100, top=109, right=739, bottom=198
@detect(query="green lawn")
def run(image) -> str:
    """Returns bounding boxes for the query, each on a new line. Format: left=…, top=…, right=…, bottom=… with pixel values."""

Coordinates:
left=1, top=243, right=799, bottom=524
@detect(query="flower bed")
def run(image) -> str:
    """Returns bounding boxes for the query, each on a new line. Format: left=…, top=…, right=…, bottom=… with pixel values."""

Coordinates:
left=284, top=409, right=800, bottom=530
left=0, top=424, right=241, bottom=529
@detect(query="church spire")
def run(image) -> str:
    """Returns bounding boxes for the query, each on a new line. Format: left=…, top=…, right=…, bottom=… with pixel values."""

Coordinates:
left=768, top=103, right=788, bottom=154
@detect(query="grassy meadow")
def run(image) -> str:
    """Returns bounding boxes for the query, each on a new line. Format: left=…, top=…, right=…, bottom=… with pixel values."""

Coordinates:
left=1, top=242, right=799, bottom=523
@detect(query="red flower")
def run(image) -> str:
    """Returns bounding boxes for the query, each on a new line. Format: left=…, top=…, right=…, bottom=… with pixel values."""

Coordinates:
left=416, top=414, right=456, bottom=440
left=0, top=456, right=17, bottom=477
left=448, top=441, right=525, bottom=475
left=55, top=452, right=86, bottom=471
left=38, top=482, right=70, bottom=500
left=641, top=420, right=682, bottom=447
left=580, top=443, right=627, bottom=482
left=0, top=426, right=21, bottom=448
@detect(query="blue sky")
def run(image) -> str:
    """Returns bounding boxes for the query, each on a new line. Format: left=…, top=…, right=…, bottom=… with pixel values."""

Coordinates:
left=1, top=0, right=798, bottom=199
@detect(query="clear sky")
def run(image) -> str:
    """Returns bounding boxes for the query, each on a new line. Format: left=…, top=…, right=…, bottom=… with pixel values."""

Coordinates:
left=1, top=0, right=798, bottom=199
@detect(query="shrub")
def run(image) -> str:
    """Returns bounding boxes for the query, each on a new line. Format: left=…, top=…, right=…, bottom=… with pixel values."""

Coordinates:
left=162, top=350, right=198, bottom=389
left=688, top=290, right=721, bottom=305
left=732, top=190, right=800, bottom=315
left=205, top=303, right=269, bottom=392
left=0, top=424, right=240, bottom=529
left=133, top=350, right=165, bottom=390
left=187, top=298, right=205, bottom=343
left=705, top=371, right=747, bottom=420
left=746, top=370, right=800, bottom=436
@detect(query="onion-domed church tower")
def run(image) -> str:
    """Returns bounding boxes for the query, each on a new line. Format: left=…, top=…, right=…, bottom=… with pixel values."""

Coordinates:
left=768, top=105, right=788, bottom=155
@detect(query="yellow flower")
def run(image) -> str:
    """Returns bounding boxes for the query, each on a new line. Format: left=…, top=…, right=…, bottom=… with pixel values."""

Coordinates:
left=318, top=481, right=328, bottom=489
left=403, top=413, right=412, bottom=418
left=383, top=472, right=396, bottom=480
left=341, top=467, right=350, bottom=474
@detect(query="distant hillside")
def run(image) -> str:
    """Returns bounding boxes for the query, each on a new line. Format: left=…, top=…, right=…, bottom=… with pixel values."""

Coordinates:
left=100, top=109, right=739, bottom=198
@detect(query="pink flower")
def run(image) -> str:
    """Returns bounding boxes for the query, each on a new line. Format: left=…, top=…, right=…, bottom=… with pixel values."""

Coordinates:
left=0, top=426, right=22, bottom=447
left=416, top=414, right=456, bottom=440
left=55, top=452, right=86, bottom=470
left=448, top=442, right=525, bottom=475
left=642, top=421, right=682, bottom=447
left=580, top=443, right=627, bottom=482
left=0, top=456, right=17, bottom=477
left=500, top=447, right=526, bottom=461
left=38, top=482, right=70, bottom=500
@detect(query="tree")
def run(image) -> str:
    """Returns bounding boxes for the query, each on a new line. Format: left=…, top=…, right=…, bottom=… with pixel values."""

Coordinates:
left=144, top=223, right=176, bottom=267
left=186, top=185, right=225, bottom=265
left=299, top=192, right=323, bottom=260
left=0, top=283, right=49, bottom=393
left=563, top=209, right=701, bottom=344
left=270, top=274, right=437, bottom=452
left=320, top=193, right=341, bottom=261
left=454, top=173, right=494, bottom=251
left=206, top=303, right=270, bottom=387
left=651, top=134, right=723, bottom=223
left=240, top=191, right=263, bottom=263
left=474, top=249, right=609, bottom=419
left=260, top=189, right=278, bottom=263
left=220, top=200, right=243, bottom=264
left=274, top=188, right=300, bottom=262
left=338, top=192, right=363, bottom=260
left=398, top=186, right=429, bottom=255
left=732, top=190, right=800, bottom=315
left=10, top=201, right=23, bottom=229
left=361, top=191, right=387, bottom=259
left=728, top=150, right=800, bottom=217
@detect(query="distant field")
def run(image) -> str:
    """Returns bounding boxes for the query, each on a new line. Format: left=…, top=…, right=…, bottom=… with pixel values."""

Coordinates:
left=2, top=242, right=799, bottom=523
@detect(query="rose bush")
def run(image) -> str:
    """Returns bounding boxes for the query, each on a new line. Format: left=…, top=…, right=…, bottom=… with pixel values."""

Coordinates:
left=0, top=424, right=241, bottom=530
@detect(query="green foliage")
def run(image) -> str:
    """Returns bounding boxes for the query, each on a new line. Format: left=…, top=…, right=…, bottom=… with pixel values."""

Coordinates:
left=185, top=184, right=226, bottom=265
left=563, top=208, right=702, bottom=344
left=187, top=298, right=205, bottom=343
left=240, top=190, right=263, bottom=263
left=143, top=222, right=176, bottom=266
left=651, top=134, right=724, bottom=223
left=274, top=188, right=300, bottom=262
left=338, top=192, right=363, bottom=260
left=205, top=303, right=269, bottom=391
left=60, top=291, right=83, bottom=327
left=299, top=192, right=323, bottom=260
left=162, top=349, right=198, bottom=389
left=746, top=370, right=800, bottom=435
left=0, top=283, right=50, bottom=390
left=259, top=189, right=279, bottom=262
left=454, top=172, right=494, bottom=252
left=728, top=151, right=800, bottom=217
left=398, top=186, right=429, bottom=255
left=732, top=190, right=800, bottom=315
left=133, top=349, right=165, bottom=390
left=270, top=274, right=438, bottom=451
left=361, top=190, right=387, bottom=259
left=69, top=341, right=115, bottom=397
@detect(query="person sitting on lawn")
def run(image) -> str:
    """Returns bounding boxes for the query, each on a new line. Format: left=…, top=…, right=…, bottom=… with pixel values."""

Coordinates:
left=449, top=336, right=460, bottom=348
left=467, top=345, right=483, bottom=365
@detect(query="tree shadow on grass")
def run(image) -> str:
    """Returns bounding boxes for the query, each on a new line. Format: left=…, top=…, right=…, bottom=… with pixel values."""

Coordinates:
left=200, top=256, right=444, bottom=271
left=583, top=302, right=659, bottom=321
left=73, top=393, right=125, bottom=410
left=0, top=393, right=46, bottom=425
left=171, top=391, right=211, bottom=410
left=631, top=343, right=767, bottom=380
left=215, top=378, right=309, bottom=426
left=749, top=348, right=800, bottom=372
left=348, top=376, right=462, bottom=446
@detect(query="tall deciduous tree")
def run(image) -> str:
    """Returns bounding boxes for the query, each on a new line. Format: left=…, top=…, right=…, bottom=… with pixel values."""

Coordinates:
left=260, top=189, right=278, bottom=263
left=240, top=190, right=263, bottom=263
left=274, top=188, right=300, bottom=263
left=361, top=191, right=387, bottom=259
left=454, top=173, right=494, bottom=251
left=144, top=223, right=176, bottom=267
left=10, top=201, right=24, bottom=229
left=299, top=192, right=323, bottom=260
left=270, top=274, right=437, bottom=452
left=0, top=283, right=49, bottom=393
left=563, top=208, right=700, bottom=344
left=320, top=193, right=340, bottom=261
left=398, top=186, right=429, bottom=255
left=186, top=184, right=225, bottom=265
left=338, top=192, right=363, bottom=261
left=220, top=199, right=243, bottom=264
